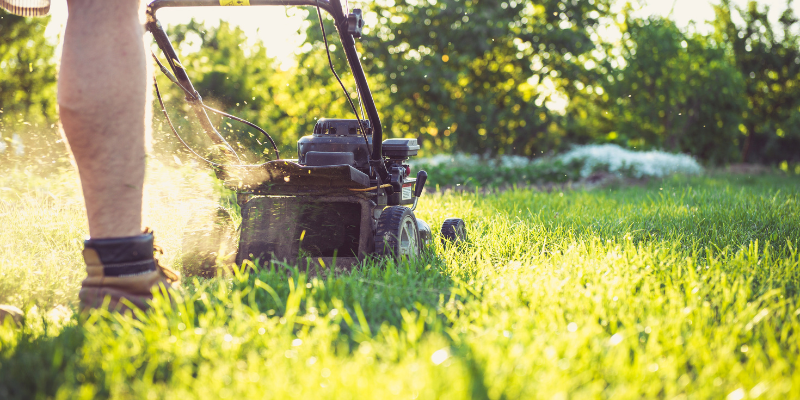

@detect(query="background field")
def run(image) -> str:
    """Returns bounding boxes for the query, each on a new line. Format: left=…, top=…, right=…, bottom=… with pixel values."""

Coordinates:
left=1, top=164, right=799, bottom=399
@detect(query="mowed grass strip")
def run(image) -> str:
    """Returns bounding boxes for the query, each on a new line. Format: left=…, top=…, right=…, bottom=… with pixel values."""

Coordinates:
left=0, top=166, right=799, bottom=399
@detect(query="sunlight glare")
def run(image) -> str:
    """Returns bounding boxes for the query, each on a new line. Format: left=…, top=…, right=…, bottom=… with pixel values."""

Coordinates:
left=45, top=1, right=309, bottom=66
left=636, top=0, right=794, bottom=34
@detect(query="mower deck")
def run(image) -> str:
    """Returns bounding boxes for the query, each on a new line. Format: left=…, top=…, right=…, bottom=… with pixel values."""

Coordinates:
left=236, top=194, right=376, bottom=270
left=224, top=162, right=376, bottom=269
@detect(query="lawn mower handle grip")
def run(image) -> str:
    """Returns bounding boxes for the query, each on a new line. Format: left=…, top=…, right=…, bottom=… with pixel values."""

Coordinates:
left=414, top=170, right=427, bottom=198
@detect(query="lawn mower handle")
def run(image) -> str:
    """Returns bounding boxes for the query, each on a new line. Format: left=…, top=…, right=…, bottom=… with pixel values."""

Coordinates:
left=147, top=0, right=335, bottom=14
left=146, top=0, right=390, bottom=183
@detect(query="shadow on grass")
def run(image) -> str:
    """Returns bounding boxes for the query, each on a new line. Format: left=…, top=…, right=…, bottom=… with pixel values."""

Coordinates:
left=209, top=248, right=462, bottom=331
left=0, top=324, right=90, bottom=400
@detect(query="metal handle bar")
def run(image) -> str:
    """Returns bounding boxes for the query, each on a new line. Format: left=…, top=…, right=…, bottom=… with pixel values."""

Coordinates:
left=147, top=0, right=333, bottom=14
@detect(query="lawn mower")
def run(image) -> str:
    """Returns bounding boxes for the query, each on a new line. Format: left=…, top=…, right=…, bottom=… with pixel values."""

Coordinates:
left=145, top=0, right=467, bottom=271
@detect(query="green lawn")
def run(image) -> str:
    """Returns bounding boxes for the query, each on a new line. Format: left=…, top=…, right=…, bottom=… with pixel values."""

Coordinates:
left=1, top=163, right=799, bottom=399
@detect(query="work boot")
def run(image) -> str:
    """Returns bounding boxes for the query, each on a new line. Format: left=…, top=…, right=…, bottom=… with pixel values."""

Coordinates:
left=79, top=229, right=180, bottom=313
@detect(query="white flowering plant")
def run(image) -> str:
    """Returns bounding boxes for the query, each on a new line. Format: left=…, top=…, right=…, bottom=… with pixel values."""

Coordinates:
left=409, top=144, right=703, bottom=188
left=555, top=144, right=704, bottom=179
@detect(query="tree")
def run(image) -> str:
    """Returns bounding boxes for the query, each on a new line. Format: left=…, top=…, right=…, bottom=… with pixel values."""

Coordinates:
left=712, top=0, right=800, bottom=164
left=568, top=13, right=746, bottom=164
left=0, top=9, right=58, bottom=163
left=298, top=0, right=615, bottom=156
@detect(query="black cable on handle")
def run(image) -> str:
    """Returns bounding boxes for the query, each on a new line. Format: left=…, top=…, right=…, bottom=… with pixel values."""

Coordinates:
left=200, top=104, right=280, bottom=160
left=147, top=16, right=242, bottom=163
left=315, top=0, right=371, bottom=157
left=154, top=76, right=282, bottom=168
left=154, top=76, right=225, bottom=167
left=151, top=51, right=280, bottom=160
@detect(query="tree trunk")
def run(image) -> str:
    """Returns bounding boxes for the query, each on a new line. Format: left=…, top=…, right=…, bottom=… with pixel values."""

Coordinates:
left=741, top=126, right=753, bottom=162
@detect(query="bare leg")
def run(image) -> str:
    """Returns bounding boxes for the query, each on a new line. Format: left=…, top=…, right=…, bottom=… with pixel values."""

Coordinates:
left=59, top=0, right=146, bottom=239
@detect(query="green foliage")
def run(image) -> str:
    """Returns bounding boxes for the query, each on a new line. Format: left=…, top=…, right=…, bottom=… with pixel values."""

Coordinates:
left=0, top=10, right=56, bottom=125
left=148, top=0, right=799, bottom=166
left=155, top=2, right=618, bottom=159
left=309, top=0, right=615, bottom=155
left=0, top=9, right=60, bottom=166
left=569, top=14, right=747, bottom=164
left=712, top=0, right=800, bottom=164
left=4, top=0, right=799, bottom=170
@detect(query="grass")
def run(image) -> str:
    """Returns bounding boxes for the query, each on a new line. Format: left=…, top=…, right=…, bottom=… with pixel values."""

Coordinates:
left=0, top=161, right=799, bottom=399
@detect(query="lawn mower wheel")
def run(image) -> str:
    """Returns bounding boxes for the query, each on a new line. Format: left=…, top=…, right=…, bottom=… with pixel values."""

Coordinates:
left=375, top=206, right=420, bottom=260
left=441, top=218, right=467, bottom=245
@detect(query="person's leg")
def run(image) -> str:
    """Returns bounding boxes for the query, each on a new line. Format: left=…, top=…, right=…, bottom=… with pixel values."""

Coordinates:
left=58, top=0, right=179, bottom=312
left=58, top=0, right=145, bottom=239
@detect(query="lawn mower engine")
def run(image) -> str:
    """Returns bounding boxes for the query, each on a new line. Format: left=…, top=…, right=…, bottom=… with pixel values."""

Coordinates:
left=233, top=118, right=439, bottom=269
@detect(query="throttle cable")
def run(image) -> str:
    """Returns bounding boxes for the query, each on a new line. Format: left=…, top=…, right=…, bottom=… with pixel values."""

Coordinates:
left=151, top=51, right=281, bottom=166
left=315, top=0, right=371, bottom=157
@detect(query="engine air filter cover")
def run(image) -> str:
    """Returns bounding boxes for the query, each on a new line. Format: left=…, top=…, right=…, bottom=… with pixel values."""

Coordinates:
left=382, top=138, right=419, bottom=158
left=313, top=118, right=371, bottom=136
